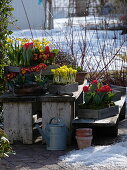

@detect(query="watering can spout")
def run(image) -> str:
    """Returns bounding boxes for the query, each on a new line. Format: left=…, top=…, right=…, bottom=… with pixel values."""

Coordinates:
left=35, top=124, right=49, bottom=145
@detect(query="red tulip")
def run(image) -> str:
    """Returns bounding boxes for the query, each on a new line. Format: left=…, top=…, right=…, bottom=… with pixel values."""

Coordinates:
left=45, top=46, right=50, bottom=53
left=83, top=86, right=89, bottom=92
left=23, top=42, right=33, bottom=49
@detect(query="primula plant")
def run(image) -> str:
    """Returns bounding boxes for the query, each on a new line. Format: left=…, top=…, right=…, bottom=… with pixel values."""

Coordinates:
left=5, top=63, right=47, bottom=88
left=51, top=65, right=77, bottom=84
left=81, top=80, right=116, bottom=109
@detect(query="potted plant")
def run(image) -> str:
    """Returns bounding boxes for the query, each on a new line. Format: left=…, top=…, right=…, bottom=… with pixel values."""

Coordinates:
left=78, top=80, right=119, bottom=119
left=5, top=63, right=49, bottom=96
left=48, top=65, right=78, bottom=94
left=5, top=38, right=59, bottom=71
left=75, top=66, right=88, bottom=85
left=4, top=38, right=59, bottom=95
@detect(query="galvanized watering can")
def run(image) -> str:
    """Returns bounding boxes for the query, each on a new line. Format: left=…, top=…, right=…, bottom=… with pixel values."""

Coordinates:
left=36, top=117, right=67, bottom=150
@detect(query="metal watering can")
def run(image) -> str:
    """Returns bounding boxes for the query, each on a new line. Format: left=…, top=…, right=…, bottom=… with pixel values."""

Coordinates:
left=35, top=117, right=67, bottom=150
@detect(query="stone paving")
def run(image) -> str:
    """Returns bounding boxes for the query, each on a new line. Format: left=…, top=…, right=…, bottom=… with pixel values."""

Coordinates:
left=0, top=117, right=127, bottom=170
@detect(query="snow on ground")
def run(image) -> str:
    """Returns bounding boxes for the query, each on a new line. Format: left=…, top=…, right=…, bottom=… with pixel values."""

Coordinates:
left=11, top=16, right=127, bottom=71
left=54, top=16, right=119, bottom=28
left=59, top=141, right=127, bottom=169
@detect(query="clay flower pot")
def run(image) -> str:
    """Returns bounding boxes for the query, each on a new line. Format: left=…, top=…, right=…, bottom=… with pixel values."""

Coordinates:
left=75, top=128, right=93, bottom=149
left=76, top=136, right=93, bottom=149
left=76, top=128, right=92, bottom=137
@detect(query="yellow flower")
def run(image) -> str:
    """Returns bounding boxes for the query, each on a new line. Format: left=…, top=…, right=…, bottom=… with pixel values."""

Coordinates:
left=6, top=38, right=14, bottom=44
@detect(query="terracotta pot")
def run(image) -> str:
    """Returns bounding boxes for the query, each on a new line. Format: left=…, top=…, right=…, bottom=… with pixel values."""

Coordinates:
left=76, top=72, right=87, bottom=85
left=76, top=128, right=92, bottom=137
left=76, top=136, right=93, bottom=149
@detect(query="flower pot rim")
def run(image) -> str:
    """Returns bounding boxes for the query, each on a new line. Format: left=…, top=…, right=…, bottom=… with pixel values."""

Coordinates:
left=79, top=105, right=118, bottom=111
left=76, top=128, right=92, bottom=131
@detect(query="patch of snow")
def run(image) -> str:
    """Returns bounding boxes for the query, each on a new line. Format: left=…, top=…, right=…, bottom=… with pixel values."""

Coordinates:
left=11, top=16, right=127, bottom=71
left=59, top=141, right=127, bottom=169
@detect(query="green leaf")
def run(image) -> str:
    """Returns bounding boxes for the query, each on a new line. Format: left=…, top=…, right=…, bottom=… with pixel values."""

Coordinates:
left=51, top=49, right=59, bottom=55
left=84, top=93, right=93, bottom=105
left=93, top=94, right=101, bottom=105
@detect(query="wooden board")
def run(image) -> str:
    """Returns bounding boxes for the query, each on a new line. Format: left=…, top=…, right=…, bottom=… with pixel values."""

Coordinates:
left=41, top=101, right=74, bottom=144
left=3, top=102, right=33, bottom=144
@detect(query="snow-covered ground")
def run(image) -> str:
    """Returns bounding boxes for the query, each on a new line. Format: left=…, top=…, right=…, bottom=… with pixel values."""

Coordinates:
left=11, top=16, right=127, bottom=72
left=59, top=140, right=127, bottom=169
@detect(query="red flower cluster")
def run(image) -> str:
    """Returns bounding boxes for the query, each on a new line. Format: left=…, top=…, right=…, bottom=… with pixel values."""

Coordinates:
left=6, top=72, right=17, bottom=80
left=83, top=80, right=113, bottom=93
left=20, top=63, right=47, bottom=74
left=82, top=80, right=114, bottom=106
left=20, top=68, right=30, bottom=75
left=83, top=86, right=89, bottom=92
left=23, top=42, right=34, bottom=49
left=97, top=85, right=112, bottom=92
left=91, top=80, right=98, bottom=84
left=30, top=63, right=47, bottom=72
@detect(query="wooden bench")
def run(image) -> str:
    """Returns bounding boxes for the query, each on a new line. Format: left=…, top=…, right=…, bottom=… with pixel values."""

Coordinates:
left=0, top=81, right=86, bottom=144
left=72, top=95, right=126, bottom=137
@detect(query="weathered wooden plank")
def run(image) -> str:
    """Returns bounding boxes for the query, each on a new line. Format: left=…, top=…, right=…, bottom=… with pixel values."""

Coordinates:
left=41, top=101, right=74, bottom=144
left=114, top=95, right=126, bottom=112
left=3, top=102, right=33, bottom=144
left=3, top=103, right=20, bottom=143
left=42, top=102, right=73, bottom=129
left=18, top=103, right=33, bottom=144
left=72, top=114, right=119, bottom=127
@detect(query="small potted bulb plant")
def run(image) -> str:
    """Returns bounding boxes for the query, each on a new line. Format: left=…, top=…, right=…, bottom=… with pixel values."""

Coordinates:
left=75, top=66, right=88, bottom=85
left=78, top=80, right=119, bottom=119
left=49, top=65, right=78, bottom=95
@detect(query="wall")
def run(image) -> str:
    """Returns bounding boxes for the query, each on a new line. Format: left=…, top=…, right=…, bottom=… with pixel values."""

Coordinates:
left=8, top=0, right=46, bottom=30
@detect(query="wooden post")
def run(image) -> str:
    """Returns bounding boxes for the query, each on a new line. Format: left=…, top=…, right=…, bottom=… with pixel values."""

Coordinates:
left=3, top=102, right=33, bottom=144
left=44, top=0, right=54, bottom=29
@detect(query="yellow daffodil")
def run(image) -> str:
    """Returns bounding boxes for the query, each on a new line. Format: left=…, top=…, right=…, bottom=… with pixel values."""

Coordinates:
left=51, top=66, right=77, bottom=84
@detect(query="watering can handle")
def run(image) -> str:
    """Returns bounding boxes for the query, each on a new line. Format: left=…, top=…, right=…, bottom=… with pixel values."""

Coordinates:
left=49, top=117, right=64, bottom=124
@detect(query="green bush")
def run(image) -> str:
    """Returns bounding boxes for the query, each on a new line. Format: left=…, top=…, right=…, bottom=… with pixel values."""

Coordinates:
left=0, top=0, right=13, bottom=93
left=0, top=129, right=14, bottom=158
left=0, top=0, right=13, bottom=58
left=0, top=0, right=13, bottom=121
